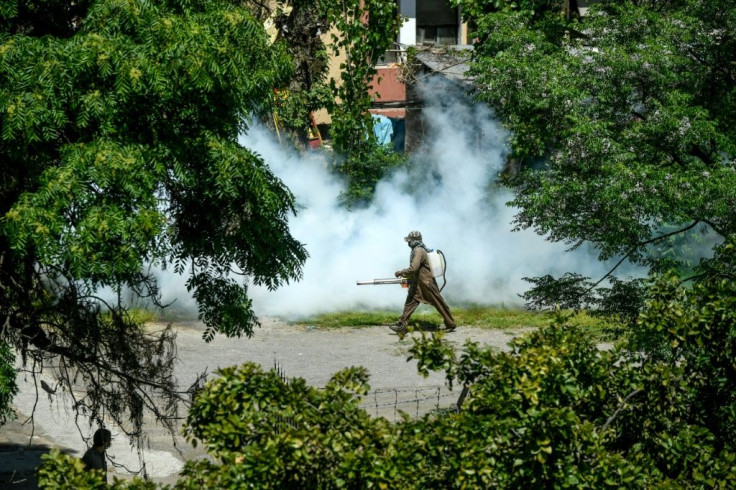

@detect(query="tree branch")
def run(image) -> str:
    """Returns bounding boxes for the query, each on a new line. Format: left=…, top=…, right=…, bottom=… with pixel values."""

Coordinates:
left=700, top=218, right=727, bottom=238
left=584, top=220, right=701, bottom=295
left=600, top=388, right=643, bottom=431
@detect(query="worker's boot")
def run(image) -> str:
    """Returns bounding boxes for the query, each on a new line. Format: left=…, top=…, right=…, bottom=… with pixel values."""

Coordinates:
left=389, top=322, right=408, bottom=337
left=444, top=324, right=457, bottom=333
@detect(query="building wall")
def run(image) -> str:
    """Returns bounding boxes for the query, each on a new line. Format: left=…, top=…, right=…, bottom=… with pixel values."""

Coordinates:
left=398, top=0, right=417, bottom=45
left=370, top=108, right=406, bottom=118
left=369, top=66, right=406, bottom=103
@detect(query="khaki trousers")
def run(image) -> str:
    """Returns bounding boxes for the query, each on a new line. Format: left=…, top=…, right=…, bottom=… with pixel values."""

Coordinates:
left=399, top=293, right=456, bottom=328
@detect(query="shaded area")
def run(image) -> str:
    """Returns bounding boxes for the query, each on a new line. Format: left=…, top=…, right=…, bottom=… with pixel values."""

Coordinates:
left=0, top=412, right=76, bottom=489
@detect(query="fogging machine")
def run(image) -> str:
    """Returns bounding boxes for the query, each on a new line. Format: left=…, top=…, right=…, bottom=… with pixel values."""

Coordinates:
left=357, top=278, right=412, bottom=288
left=356, top=249, right=447, bottom=292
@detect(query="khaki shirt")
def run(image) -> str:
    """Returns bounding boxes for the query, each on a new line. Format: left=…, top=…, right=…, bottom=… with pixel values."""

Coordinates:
left=397, top=246, right=437, bottom=304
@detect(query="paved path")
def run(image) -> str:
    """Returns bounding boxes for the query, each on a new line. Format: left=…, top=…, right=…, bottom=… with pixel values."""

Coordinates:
left=2, top=320, right=531, bottom=487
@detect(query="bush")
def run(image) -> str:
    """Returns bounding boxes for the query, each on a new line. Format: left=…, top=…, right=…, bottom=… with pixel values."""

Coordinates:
left=37, top=276, right=736, bottom=488
left=37, top=450, right=160, bottom=489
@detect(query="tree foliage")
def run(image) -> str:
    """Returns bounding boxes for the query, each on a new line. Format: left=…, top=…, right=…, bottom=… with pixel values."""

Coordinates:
left=37, top=449, right=159, bottom=489
left=22, top=2, right=736, bottom=486
left=266, top=0, right=333, bottom=144
left=336, top=142, right=406, bottom=207
left=319, top=0, right=401, bottom=155
left=450, top=0, right=736, bottom=316
left=318, top=0, right=406, bottom=207
left=179, top=364, right=394, bottom=488
left=0, top=340, right=17, bottom=425
left=1, top=0, right=306, bottom=434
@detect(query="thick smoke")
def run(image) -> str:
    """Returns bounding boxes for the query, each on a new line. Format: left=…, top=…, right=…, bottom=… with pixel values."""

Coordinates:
left=239, top=78, right=614, bottom=318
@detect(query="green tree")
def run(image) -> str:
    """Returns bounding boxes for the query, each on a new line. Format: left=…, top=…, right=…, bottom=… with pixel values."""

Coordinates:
left=320, top=0, right=401, bottom=155
left=319, top=0, right=406, bottom=207
left=451, top=0, right=736, bottom=316
left=179, top=363, right=396, bottom=488
left=263, top=0, right=333, bottom=147
left=1, top=0, right=306, bottom=434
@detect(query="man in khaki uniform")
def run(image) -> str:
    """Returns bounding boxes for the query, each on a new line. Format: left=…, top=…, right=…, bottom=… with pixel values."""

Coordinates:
left=390, top=231, right=457, bottom=337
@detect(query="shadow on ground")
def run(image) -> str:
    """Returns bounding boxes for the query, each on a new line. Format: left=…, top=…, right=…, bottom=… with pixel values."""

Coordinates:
left=410, top=320, right=441, bottom=332
left=1, top=442, right=50, bottom=489
left=1, top=411, right=78, bottom=490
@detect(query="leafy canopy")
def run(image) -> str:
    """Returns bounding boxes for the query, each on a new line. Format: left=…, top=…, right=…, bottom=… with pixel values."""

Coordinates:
left=1, top=0, right=306, bottom=435
left=451, top=0, right=736, bottom=315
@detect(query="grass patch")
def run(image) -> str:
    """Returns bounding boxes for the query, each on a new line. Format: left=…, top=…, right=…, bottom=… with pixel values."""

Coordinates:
left=296, top=311, right=398, bottom=328
left=294, top=305, right=619, bottom=339
left=122, top=305, right=621, bottom=342
left=99, top=308, right=158, bottom=325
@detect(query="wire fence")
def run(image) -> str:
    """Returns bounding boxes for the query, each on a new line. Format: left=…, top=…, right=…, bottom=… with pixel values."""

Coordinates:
left=274, top=359, right=462, bottom=423
left=359, top=386, right=460, bottom=422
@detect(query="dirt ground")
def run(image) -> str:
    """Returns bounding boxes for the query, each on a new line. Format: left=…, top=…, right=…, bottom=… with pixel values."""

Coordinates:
left=1, top=318, right=534, bottom=488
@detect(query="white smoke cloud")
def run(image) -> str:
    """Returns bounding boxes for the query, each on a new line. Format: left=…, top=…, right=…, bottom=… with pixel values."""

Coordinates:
left=238, top=78, right=616, bottom=319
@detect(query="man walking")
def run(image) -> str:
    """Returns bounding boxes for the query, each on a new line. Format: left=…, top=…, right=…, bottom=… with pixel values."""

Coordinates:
left=81, top=428, right=112, bottom=482
left=391, top=231, right=457, bottom=337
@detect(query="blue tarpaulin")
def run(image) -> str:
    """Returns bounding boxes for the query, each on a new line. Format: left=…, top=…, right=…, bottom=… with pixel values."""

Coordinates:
left=372, top=114, right=394, bottom=145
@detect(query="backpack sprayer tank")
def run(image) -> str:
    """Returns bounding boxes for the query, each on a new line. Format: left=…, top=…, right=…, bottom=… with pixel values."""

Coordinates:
left=427, top=249, right=447, bottom=291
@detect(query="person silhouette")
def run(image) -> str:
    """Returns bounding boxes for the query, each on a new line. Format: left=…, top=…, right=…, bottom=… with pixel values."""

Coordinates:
left=81, top=428, right=112, bottom=482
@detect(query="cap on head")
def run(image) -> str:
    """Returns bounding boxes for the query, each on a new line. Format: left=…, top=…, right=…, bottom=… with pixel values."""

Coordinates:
left=404, top=230, right=422, bottom=242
